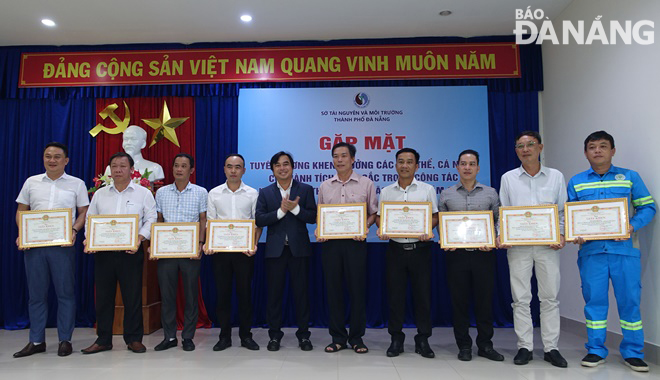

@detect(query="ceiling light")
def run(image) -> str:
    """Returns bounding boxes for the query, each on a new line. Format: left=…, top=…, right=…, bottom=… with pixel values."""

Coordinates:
left=438, top=10, right=452, bottom=16
left=41, top=19, right=56, bottom=27
left=240, top=15, right=252, bottom=22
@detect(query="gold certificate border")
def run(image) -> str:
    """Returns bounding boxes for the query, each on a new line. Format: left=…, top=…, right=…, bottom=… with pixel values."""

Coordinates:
left=438, top=210, right=495, bottom=249
left=18, top=208, right=72, bottom=249
left=499, top=204, right=561, bottom=246
left=317, top=203, right=367, bottom=240
left=87, top=214, right=139, bottom=251
left=150, top=222, right=199, bottom=259
left=564, top=198, right=630, bottom=241
left=206, top=219, right=255, bottom=253
left=379, top=201, right=432, bottom=238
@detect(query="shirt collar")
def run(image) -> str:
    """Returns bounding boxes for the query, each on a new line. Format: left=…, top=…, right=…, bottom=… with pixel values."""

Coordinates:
left=456, top=180, right=483, bottom=191
left=393, top=178, right=419, bottom=191
left=169, top=181, right=193, bottom=194
left=331, top=171, right=360, bottom=184
left=276, top=179, right=293, bottom=192
left=587, top=165, right=617, bottom=177
left=109, top=180, right=136, bottom=193
left=40, top=172, right=68, bottom=182
left=517, top=164, right=548, bottom=178
left=221, top=181, right=245, bottom=194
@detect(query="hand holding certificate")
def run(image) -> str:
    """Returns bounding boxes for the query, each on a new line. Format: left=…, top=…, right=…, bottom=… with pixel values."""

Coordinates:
left=150, top=223, right=199, bottom=259
left=438, top=211, right=495, bottom=249
left=379, top=202, right=432, bottom=239
left=18, top=209, right=73, bottom=249
left=565, top=198, right=629, bottom=241
left=499, top=205, right=561, bottom=246
left=206, top=220, right=255, bottom=253
left=316, top=203, right=367, bottom=240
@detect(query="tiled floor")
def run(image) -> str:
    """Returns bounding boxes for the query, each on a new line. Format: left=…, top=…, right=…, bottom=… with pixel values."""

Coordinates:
left=0, top=326, right=656, bottom=379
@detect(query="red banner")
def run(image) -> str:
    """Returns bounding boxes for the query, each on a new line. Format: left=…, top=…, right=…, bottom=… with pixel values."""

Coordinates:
left=20, top=43, right=520, bottom=87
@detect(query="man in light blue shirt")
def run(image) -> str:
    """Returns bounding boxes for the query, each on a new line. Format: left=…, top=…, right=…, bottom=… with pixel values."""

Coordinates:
left=153, top=153, right=207, bottom=352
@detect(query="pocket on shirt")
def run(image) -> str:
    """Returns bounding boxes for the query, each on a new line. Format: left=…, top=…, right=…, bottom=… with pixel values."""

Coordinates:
left=56, top=189, right=76, bottom=208
left=610, top=187, right=631, bottom=199
left=574, top=188, right=597, bottom=201
left=539, top=187, right=559, bottom=204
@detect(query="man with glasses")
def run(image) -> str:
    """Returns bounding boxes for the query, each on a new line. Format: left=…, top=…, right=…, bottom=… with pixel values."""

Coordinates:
left=498, top=131, right=568, bottom=368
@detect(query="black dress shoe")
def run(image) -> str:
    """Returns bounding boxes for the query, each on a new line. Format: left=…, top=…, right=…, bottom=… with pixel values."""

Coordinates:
left=13, top=342, right=46, bottom=358
left=81, top=343, right=113, bottom=354
left=414, top=339, right=435, bottom=359
left=513, top=348, right=533, bottom=365
left=182, top=339, right=195, bottom=352
left=544, top=349, right=567, bottom=368
left=478, top=347, right=504, bottom=361
left=58, top=341, right=72, bottom=357
left=458, top=348, right=472, bottom=361
left=299, top=339, right=313, bottom=351
left=241, top=337, right=260, bottom=351
left=213, top=337, right=232, bottom=351
left=154, top=338, right=178, bottom=351
left=386, top=340, right=404, bottom=357
left=267, top=339, right=280, bottom=351
left=127, top=341, right=147, bottom=353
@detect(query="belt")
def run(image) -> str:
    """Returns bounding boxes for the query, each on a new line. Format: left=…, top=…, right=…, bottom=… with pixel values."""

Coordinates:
left=391, top=241, right=431, bottom=251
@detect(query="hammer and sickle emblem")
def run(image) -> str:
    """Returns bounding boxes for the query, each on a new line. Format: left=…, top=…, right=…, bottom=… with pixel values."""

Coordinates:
left=89, top=101, right=131, bottom=137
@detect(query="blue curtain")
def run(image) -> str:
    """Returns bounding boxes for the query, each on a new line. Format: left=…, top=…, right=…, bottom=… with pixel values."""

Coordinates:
left=0, top=36, right=542, bottom=330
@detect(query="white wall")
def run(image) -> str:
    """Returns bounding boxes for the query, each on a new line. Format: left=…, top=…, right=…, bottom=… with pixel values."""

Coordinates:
left=541, top=0, right=660, bottom=346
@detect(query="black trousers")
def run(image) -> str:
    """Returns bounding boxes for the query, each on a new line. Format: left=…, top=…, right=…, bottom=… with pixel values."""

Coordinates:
left=212, top=253, right=254, bottom=340
left=157, top=258, right=201, bottom=340
left=321, top=239, right=367, bottom=346
left=386, top=241, right=432, bottom=342
left=445, top=249, right=496, bottom=350
left=266, top=246, right=311, bottom=341
left=94, top=248, right=144, bottom=346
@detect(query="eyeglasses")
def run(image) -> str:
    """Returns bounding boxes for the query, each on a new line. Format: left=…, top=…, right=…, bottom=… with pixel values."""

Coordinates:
left=515, top=141, right=538, bottom=150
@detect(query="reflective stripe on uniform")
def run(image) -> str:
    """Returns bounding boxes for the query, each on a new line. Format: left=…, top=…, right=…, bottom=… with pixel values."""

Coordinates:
left=620, top=320, right=643, bottom=331
left=586, top=319, right=608, bottom=329
left=573, top=180, right=632, bottom=192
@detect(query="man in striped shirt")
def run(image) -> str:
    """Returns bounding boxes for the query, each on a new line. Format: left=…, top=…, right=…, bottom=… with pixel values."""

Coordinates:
left=568, top=131, right=655, bottom=372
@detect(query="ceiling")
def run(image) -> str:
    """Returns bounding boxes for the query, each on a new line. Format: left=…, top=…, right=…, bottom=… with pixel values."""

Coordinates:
left=0, top=0, right=574, bottom=46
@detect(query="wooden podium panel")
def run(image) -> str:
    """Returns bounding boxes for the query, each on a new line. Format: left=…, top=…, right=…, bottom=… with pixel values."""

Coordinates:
left=112, top=242, right=162, bottom=335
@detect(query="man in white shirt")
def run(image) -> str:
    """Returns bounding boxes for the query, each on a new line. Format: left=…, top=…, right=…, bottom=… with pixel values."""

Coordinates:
left=81, top=152, right=157, bottom=354
left=498, top=131, right=567, bottom=368
left=206, top=154, right=262, bottom=352
left=377, top=148, right=438, bottom=359
left=14, top=142, right=89, bottom=358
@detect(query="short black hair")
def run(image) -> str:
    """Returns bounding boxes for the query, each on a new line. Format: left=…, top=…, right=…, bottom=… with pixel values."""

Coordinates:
left=173, top=153, right=194, bottom=168
left=270, top=151, right=294, bottom=171
left=458, top=149, right=480, bottom=165
left=584, top=130, right=615, bottom=151
left=44, top=142, right=68, bottom=158
left=395, top=148, right=420, bottom=164
left=515, top=130, right=542, bottom=145
left=109, top=152, right=134, bottom=168
left=331, top=142, right=356, bottom=158
left=224, top=153, right=245, bottom=167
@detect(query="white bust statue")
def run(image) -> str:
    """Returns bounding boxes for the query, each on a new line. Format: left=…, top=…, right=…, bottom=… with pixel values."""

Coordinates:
left=104, top=125, right=165, bottom=182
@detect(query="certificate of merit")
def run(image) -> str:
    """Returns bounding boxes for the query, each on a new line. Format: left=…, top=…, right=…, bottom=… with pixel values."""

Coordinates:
left=207, top=220, right=254, bottom=253
left=438, top=211, right=495, bottom=249
left=87, top=214, right=139, bottom=251
left=19, top=208, right=73, bottom=249
left=317, top=203, right=366, bottom=239
left=379, top=201, right=432, bottom=238
left=565, top=198, right=629, bottom=241
left=499, top=205, right=560, bottom=246
left=150, top=223, right=199, bottom=259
